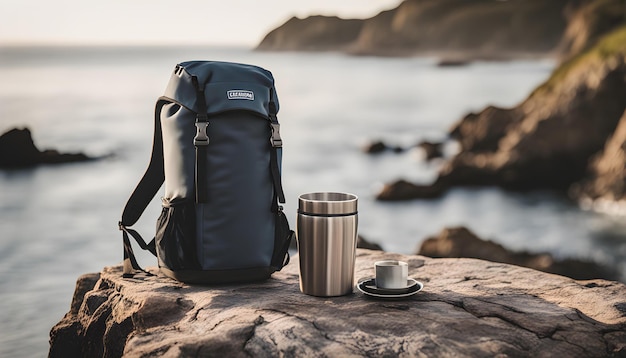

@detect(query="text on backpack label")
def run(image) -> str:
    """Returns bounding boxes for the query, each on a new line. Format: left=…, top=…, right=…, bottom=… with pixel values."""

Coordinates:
left=227, top=90, right=254, bottom=101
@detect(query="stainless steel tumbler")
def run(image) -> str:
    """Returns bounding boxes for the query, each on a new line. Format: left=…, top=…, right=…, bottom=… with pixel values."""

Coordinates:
left=297, top=192, right=358, bottom=296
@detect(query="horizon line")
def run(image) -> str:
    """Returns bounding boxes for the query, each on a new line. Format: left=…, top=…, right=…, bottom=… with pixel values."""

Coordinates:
left=0, top=42, right=257, bottom=49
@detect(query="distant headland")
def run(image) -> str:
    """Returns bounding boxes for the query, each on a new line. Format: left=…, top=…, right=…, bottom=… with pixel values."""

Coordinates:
left=257, top=0, right=624, bottom=61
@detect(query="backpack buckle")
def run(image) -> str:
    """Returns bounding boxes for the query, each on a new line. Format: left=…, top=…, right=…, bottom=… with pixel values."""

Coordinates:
left=270, top=123, right=282, bottom=147
left=194, top=122, right=209, bottom=146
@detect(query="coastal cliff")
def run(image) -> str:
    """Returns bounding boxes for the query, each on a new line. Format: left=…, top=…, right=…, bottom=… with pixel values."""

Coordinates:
left=348, top=0, right=569, bottom=58
left=442, top=25, right=626, bottom=190
left=257, top=0, right=623, bottom=60
left=260, top=0, right=626, bottom=209
left=378, top=24, right=626, bottom=204
left=50, top=249, right=626, bottom=357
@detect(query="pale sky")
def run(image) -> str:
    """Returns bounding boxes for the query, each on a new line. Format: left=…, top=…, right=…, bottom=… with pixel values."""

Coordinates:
left=1, top=0, right=402, bottom=46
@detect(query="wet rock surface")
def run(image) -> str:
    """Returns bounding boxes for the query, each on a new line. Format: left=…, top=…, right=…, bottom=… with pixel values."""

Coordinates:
left=50, top=249, right=626, bottom=357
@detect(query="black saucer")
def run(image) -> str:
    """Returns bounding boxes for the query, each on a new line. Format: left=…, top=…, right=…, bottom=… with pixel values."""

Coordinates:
left=357, top=278, right=423, bottom=299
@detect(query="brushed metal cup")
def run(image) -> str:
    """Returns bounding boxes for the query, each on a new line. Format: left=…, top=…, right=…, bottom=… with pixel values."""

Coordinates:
left=297, top=192, right=358, bottom=297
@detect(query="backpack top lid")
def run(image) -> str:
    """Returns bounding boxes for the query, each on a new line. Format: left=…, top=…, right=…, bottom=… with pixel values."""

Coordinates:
left=163, top=61, right=279, bottom=118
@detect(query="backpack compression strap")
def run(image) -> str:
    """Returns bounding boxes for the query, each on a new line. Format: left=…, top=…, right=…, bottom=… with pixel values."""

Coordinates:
left=268, top=88, right=292, bottom=270
left=118, top=99, right=167, bottom=277
left=192, top=76, right=210, bottom=203
left=269, top=89, right=286, bottom=211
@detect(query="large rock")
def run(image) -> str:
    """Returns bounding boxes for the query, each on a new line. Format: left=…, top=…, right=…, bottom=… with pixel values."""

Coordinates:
left=378, top=25, right=626, bottom=200
left=417, top=226, right=621, bottom=282
left=50, top=249, right=626, bottom=357
left=0, top=127, right=92, bottom=168
left=441, top=25, right=626, bottom=190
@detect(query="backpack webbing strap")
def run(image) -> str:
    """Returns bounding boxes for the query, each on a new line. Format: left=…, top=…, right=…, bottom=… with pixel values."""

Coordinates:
left=119, top=99, right=167, bottom=277
left=269, top=90, right=286, bottom=211
left=121, top=225, right=156, bottom=277
left=192, top=76, right=210, bottom=204
left=269, top=146, right=285, bottom=211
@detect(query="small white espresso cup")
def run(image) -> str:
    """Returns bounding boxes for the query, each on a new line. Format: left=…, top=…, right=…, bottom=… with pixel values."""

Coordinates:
left=375, top=260, right=408, bottom=289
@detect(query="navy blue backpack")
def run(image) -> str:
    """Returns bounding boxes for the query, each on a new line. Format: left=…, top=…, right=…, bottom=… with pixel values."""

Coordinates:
left=119, top=61, right=294, bottom=283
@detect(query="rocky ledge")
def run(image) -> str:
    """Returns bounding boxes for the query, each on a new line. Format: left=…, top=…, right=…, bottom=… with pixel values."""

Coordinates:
left=50, top=249, right=626, bottom=357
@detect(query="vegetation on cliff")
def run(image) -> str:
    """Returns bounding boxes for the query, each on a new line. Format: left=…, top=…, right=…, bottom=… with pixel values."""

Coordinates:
left=537, top=24, right=626, bottom=95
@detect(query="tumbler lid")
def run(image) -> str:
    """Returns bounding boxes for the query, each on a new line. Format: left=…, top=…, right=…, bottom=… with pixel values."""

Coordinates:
left=298, top=192, right=358, bottom=216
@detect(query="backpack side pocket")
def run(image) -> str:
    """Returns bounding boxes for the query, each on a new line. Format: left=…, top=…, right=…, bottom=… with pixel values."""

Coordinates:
left=271, top=209, right=295, bottom=271
left=156, top=199, right=201, bottom=270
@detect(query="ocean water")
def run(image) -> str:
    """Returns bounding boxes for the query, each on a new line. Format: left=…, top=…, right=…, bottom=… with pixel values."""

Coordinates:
left=1, top=46, right=625, bottom=357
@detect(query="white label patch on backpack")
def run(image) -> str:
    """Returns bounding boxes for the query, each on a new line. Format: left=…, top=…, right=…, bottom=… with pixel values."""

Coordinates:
left=227, top=90, right=254, bottom=101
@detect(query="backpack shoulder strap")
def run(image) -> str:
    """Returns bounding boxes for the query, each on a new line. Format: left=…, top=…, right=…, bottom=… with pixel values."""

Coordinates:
left=120, top=99, right=167, bottom=226
left=118, top=99, right=168, bottom=277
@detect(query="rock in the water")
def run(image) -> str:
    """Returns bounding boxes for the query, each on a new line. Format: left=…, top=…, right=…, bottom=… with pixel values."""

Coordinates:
left=376, top=179, right=445, bottom=200
left=416, top=140, right=443, bottom=160
left=362, top=140, right=388, bottom=154
left=362, top=140, right=404, bottom=154
left=0, top=127, right=92, bottom=168
left=437, top=59, right=470, bottom=67
left=417, top=226, right=621, bottom=281
left=356, top=235, right=383, bottom=251
left=50, top=250, right=626, bottom=357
